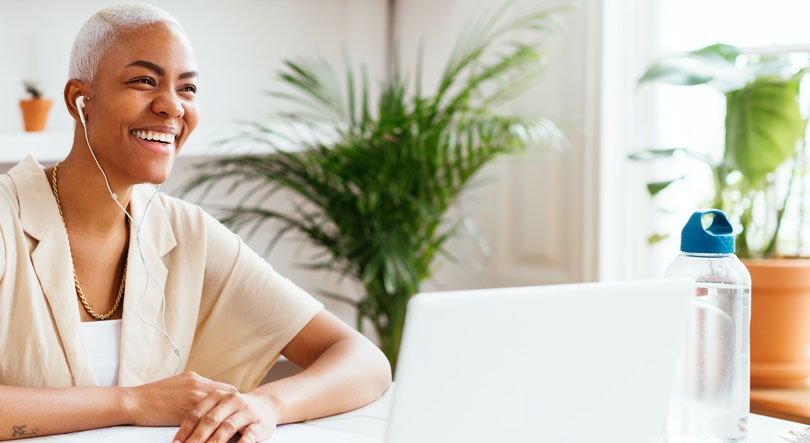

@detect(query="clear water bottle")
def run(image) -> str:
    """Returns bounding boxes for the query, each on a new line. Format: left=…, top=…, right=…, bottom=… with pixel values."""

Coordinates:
left=663, top=210, right=751, bottom=443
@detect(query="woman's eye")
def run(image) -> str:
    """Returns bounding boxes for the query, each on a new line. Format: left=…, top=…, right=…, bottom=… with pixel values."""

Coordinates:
left=181, top=85, right=197, bottom=94
left=131, top=77, right=155, bottom=86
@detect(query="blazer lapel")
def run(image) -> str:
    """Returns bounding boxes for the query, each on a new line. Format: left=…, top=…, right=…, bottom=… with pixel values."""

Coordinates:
left=30, top=225, right=98, bottom=386
left=9, top=156, right=97, bottom=386
left=9, top=157, right=179, bottom=387
left=118, top=185, right=177, bottom=386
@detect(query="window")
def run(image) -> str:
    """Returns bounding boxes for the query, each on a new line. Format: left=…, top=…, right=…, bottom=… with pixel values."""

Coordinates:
left=601, top=0, right=810, bottom=279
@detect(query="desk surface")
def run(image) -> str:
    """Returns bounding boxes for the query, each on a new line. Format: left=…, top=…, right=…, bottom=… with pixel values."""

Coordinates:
left=23, top=388, right=810, bottom=442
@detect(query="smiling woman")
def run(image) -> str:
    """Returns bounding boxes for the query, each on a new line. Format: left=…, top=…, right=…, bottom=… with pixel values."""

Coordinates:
left=0, top=3, right=390, bottom=443
left=67, top=19, right=199, bottom=184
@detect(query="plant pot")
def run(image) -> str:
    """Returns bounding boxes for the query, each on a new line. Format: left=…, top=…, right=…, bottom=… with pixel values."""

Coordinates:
left=19, top=98, right=52, bottom=132
left=744, top=259, right=810, bottom=388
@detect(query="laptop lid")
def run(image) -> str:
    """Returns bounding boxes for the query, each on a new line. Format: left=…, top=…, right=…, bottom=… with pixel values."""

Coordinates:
left=386, top=279, right=693, bottom=443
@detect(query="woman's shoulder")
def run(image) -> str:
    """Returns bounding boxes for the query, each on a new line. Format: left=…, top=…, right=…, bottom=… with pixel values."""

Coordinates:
left=0, top=155, right=53, bottom=217
left=0, top=173, right=17, bottom=202
left=134, top=187, right=244, bottom=270
left=0, top=168, right=22, bottom=218
left=0, top=180, right=17, bottom=246
left=134, top=186, right=230, bottom=239
left=154, top=189, right=205, bottom=216
left=136, top=187, right=206, bottom=226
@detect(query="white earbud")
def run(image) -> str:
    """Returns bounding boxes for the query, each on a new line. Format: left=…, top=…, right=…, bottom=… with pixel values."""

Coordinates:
left=75, top=96, right=87, bottom=125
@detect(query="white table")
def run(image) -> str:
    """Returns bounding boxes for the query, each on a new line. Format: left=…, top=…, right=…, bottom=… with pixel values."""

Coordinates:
left=288, top=389, right=810, bottom=443
left=21, top=388, right=809, bottom=442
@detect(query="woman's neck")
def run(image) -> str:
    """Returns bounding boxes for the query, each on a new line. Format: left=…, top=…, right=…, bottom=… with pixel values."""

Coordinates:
left=50, top=151, right=133, bottom=237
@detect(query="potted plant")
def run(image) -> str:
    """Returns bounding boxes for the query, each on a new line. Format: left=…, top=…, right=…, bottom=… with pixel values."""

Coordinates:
left=632, top=43, right=810, bottom=387
left=185, top=4, right=567, bottom=371
left=19, top=80, right=52, bottom=132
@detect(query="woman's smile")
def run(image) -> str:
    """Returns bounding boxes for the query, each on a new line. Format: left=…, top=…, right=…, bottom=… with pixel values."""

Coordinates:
left=131, top=128, right=177, bottom=156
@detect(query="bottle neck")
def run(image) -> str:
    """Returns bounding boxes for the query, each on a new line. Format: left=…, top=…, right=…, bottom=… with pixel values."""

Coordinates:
left=680, top=251, right=735, bottom=258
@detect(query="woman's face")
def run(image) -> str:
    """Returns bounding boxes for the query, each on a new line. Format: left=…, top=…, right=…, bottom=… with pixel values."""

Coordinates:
left=83, top=22, right=199, bottom=185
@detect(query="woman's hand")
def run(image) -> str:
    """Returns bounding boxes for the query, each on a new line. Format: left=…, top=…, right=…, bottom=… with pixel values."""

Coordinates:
left=127, top=371, right=239, bottom=427
left=172, top=390, right=278, bottom=443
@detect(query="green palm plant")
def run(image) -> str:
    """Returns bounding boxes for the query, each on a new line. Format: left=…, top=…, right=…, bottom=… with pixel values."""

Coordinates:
left=185, top=3, right=567, bottom=370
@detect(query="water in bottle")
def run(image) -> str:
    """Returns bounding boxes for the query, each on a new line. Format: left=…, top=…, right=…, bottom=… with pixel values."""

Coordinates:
left=663, top=210, right=751, bottom=443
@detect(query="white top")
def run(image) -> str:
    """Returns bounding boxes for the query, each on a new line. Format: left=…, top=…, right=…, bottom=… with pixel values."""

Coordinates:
left=80, top=319, right=122, bottom=386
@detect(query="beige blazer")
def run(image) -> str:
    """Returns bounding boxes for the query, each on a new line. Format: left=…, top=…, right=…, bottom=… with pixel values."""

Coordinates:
left=0, top=156, right=322, bottom=392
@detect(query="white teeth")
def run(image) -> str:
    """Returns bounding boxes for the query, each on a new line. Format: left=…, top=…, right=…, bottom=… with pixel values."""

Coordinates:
left=132, top=130, right=175, bottom=144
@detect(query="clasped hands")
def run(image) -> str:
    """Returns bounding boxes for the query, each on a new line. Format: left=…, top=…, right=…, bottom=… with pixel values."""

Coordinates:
left=126, top=371, right=279, bottom=443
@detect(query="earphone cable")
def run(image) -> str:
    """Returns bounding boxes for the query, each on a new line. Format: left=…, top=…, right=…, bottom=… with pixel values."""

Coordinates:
left=79, top=115, right=184, bottom=375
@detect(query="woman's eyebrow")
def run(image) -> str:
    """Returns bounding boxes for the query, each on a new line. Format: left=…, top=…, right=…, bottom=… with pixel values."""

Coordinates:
left=126, top=60, right=197, bottom=79
left=127, top=60, right=165, bottom=76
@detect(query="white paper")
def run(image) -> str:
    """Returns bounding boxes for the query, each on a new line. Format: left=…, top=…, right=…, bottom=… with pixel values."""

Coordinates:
left=268, top=424, right=381, bottom=442
left=33, top=423, right=380, bottom=443
left=52, top=426, right=177, bottom=442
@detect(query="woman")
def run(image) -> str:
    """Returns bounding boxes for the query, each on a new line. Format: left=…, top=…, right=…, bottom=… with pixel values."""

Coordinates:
left=0, top=4, right=391, bottom=442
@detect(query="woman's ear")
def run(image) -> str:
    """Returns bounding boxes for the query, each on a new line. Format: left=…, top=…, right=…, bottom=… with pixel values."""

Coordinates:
left=64, top=79, right=90, bottom=123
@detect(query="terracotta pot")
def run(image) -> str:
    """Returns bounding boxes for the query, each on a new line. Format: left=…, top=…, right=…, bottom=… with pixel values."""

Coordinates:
left=744, top=259, right=810, bottom=387
left=19, top=98, right=52, bottom=132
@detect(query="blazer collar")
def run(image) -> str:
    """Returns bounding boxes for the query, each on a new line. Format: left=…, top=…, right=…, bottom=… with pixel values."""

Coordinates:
left=6, top=155, right=177, bottom=254
left=7, top=155, right=178, bottom=386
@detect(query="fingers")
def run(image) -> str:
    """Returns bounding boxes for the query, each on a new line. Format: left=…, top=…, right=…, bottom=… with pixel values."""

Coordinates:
left=188, top=399, right=241, bottom=443
left=237, top=423, right=265, bottom=443
left=209, top=410, right=259, bottom=443
left=175, top=391, right=262, bottom=443
left=213, top=381, right=239, bottom=394
left=130, top=372, right=242, bottom=429
left=174, top=391, right=229, bottom=443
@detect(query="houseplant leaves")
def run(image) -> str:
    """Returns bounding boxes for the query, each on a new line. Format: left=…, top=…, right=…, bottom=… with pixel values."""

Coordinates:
left=725, top=77, right=804, bottom=186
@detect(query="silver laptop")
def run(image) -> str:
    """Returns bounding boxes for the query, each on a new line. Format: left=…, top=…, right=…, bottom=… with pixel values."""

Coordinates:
left=386, top=279, right=694, bottom=443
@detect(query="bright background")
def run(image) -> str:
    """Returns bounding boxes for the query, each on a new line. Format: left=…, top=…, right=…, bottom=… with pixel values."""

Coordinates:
left=2, top=0, right=809, bottom=325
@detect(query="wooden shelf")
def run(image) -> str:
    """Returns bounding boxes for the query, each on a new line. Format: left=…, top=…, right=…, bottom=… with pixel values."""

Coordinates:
left=0, top=130, right=232, bottom=164
left=0, top=131, right=72, bottom=163
left=751, top=383, right=810, bottom=424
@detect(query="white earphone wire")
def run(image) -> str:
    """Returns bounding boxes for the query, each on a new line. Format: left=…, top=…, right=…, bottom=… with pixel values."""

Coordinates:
left=78, top=106, right=183, bottom=375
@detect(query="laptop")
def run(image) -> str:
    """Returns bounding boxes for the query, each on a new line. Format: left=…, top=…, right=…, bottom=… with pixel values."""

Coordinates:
left=385, top=279, right=694, bottom=443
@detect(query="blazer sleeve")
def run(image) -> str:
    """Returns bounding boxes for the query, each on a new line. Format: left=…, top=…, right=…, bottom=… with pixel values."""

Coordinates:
left=0, top=219, right=5, bottom=281
left=185, top=211, right=323, bottom=391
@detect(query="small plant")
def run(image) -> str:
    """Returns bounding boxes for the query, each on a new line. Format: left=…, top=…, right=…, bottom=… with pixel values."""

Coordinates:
left=23, top=81, right=43, bottom=99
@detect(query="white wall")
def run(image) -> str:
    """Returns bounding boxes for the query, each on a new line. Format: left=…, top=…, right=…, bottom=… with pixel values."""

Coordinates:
left=0, top=0, right=387, bottom=135
left=393, top=0, right=602, bottom=288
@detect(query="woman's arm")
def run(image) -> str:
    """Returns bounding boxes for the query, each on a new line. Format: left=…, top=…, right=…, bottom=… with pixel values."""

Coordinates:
left=0, top=385, right=128, bottom=440
left=0, top=373, right=238, bottom=441
left=174, top=309, right=391, bottom=443
left=258, top=309, right=392, bottom=422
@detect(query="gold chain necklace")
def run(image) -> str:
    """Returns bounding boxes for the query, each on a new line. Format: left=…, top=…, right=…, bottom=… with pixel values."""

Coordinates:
left=51, top=162, right=127, bottom=320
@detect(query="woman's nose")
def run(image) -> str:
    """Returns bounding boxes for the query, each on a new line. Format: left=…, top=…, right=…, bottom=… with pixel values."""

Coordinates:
left=152, top=91, right=184, bottom=118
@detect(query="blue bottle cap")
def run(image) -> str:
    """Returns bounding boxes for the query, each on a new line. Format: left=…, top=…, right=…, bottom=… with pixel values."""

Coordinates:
left=680, top=209, right=735, bottom=254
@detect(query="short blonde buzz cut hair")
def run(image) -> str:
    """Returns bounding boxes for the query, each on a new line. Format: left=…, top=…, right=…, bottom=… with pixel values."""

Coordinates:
left=69, top=3, right=184, bottom=83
